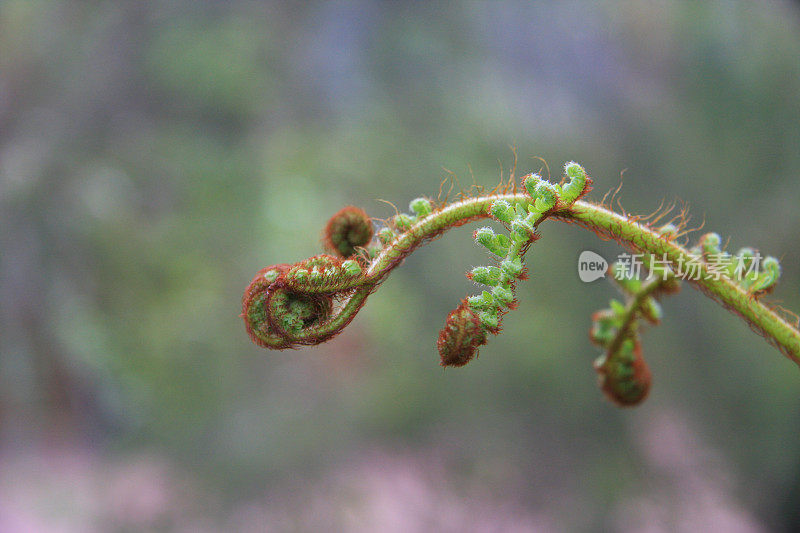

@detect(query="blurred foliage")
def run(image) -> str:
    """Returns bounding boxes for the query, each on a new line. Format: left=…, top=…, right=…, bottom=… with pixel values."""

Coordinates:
left=1, top=1, right=799, bottom=529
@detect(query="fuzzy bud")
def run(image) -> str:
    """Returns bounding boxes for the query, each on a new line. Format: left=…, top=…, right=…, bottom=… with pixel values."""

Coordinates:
left=491, top=285, right=515, bottom=307
left=470, top=266, right=502, bottom=286
left=500, top=257, right=524, bottom=278
left=342, top=259, right=362, bottom=277
left=510, top=219, right=536, bottom=242
left=438, top=299, right=488, bottom=367
left=490, top=200, right=514, bottom=223
left=324, top=206, right=374, bottom=258
left=699, top=232, right=722, bottom=255
left=410, top=197, right=433, bottom=218
left=378, top=227, right=396, bottom=245
left=393, top=213, right=415, bottom=231
left=533, top=181, right=558, bottom=212
left=560, top=162, right=590, bottom=205
left=750, top=256, right=781, bottom=293
left=475, top=227, right=510, bottom=256
left=594, top=337, right=651, bottom=407
left=523, top=173, right=541, bottom=198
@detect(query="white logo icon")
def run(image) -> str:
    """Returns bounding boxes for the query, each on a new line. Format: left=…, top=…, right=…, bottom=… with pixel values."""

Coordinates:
left=578, top=251, right=608, bottom=282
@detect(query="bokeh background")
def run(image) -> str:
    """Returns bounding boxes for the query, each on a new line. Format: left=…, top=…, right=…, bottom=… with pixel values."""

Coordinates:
left=1, top=1, right=799, bottom=531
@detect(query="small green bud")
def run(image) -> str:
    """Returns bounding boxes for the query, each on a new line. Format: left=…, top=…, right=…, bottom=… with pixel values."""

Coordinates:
left=500, top=257, right=524, bottom=278
left=733, top=247, right=755, bottom=275
left=737, top=247, right=755, bottom=261
left=609, top=298, right=627, bottom=317
left=594, top=308, right=621, bottom=329
left=589, top=309, right=619, bottom=347
left=478, top=311, right=499, bottom=331
left=510, top=219, right=535, bottom=241
left=534, top=198, right=551, bottom=213
left=480, top=290, right=496, bottom=305
left=342, top=259, right=362, bottom=277
left=533, top=181, right=558, bottom=212
left=475, top=227, right=510, bottom=256
left=378, top=227, right=395, bottom=245
left=614, top=276, right=642, bottom=295
left=470, top=266, right=502, bottom=286
left=590, top=322, right=616, bottom=347
left=495, top=233, right=511, bottom=254
left=467, top=295, right=484, bottom=309
left=700, top=232, right=721, bottom=255
left=393, top=213, right=415, bottom=231
left=617, top=338, right=637, bottom=363
left=475, top=228, right=495, bottom=253
left=509, top=227, right=528, bottom=243
left=560, top=162, right=588, bottom=205
left=564, top=161, right=585, bottom=179
left=470, top=266, right=489, bottom=281
left=490, top=200, right=514, bottom=223
left=763, top=255, right=781, bottom=274
left=491, top=285, right=515, bottom=307
left=750, top=256, right=781, bottom=293
left=523, top=173, right=541, bottom=198
left=475, top=226, right=495, bottom=245
left=468, top=291, right=496, bottom=311
left=409, top=197, right=433, bottom=218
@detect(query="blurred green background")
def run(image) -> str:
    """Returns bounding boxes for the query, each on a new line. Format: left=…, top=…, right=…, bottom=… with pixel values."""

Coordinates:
left=1, top=1, right=799, bottom=531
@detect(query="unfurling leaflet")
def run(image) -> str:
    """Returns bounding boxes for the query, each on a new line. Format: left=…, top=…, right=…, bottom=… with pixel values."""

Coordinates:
left=463, top=162, right=592, bottom=341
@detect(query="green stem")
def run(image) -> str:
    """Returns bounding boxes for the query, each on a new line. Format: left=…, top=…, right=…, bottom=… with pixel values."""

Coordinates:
left=605, top=274, right=667, bottom=357
left=352, top=194, right=800, bottom=365
left=561, top=200, right=800, bottom=365
left=255, top=190, right=800, bottom=366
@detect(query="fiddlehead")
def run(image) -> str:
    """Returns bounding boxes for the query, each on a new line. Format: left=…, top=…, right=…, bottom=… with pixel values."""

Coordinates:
left=437, top=298, right=488, bottom=367
left=323, top=206, right=374, bottom=258
left=589, top=258, right=679, bottom=406
left=242, top=162, right=800, bottom=406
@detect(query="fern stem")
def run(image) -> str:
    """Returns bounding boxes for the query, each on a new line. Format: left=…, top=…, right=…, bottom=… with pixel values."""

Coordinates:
left=358, top=193, right=799, bottom=364
left=562, top=200, right=800, bottom=365
left=245, top=187, right=800, bottom=368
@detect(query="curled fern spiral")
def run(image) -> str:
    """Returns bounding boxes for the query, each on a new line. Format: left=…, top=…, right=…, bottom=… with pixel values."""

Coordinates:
left=242, top=161, right=800, bottom=406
